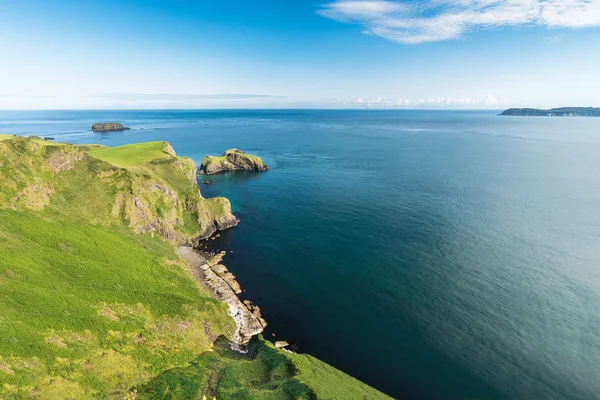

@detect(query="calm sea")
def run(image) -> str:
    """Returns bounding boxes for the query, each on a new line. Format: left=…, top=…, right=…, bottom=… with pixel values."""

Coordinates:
left=2, top=110, right=600, bottom=400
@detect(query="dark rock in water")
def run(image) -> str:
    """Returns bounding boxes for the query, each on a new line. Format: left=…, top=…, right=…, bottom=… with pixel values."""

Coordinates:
left=200, top=148, right=269, bottom=175
left=43, top=137, right=55, bottom=141
left=91, top=123, right=131, bottom=132
left=201, top=180, right=211, bottom=185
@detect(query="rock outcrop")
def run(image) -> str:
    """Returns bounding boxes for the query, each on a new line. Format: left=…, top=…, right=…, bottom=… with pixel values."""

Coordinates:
left=200, top=149, right=269, bottom=175
left=91, top=123, right=130, bottom=132
left=177, top=246, right=266, bottom=345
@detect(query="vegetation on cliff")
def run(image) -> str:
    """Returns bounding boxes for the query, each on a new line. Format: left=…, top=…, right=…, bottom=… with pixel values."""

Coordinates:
left=200, top=149, right=269, bottom=175
left=0, top=137, right=237, bottom=242
left=0, top=136, right=391, bottom=399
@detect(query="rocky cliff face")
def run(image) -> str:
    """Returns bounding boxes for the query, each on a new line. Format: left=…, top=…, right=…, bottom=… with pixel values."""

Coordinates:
left=0, top=136, right=237, bottom=243
left=200, top=148, right=269, bottom=175
left=91, top=123, right=130, bottom=132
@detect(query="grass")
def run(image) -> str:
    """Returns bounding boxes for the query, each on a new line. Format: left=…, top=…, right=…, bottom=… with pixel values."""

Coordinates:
left=0, top=136, right=229, bottom=241
left=138, top=337, right=313, bottom=400
left=200, top=155, right=227, bottom=169
left=86, top=142, right=172, bottom=168
left=138, top=336, right=392, bottom=400
left=288, top=352, right=392, bottom=399
left=0, top=134, right=58, bottom=147
left=0, top=210, right=235, bottom=399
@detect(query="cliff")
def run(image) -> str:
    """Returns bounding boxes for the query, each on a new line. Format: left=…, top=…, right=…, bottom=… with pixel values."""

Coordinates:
left=200, top=148, right=269, bottom=175
left=92, top=122, right=130, bottom=131
left=0, top=137, right=237, bottom=243
left=500, top=107, right=600, bottom=117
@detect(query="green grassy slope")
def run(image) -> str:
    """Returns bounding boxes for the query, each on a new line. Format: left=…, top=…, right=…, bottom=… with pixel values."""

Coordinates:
left=139, top=337, right=391, bottom=400
left=0, top=210, right=235, bottom=399
left=0, top=137, right=392, bottom=399
left=86, top=142, right=172, bottom=168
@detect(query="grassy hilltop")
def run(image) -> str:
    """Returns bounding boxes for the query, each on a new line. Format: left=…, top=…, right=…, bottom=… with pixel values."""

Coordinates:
left=0, top=136, right=391, bottom=399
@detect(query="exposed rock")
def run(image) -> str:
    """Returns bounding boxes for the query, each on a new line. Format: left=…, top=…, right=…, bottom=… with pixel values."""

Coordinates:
left=177, top=246, right=265, bottom=345
left=274, top=341, right=289, bottom=348
left=15, top=180, right=54, bottom=210
left=0, top=136, right=238, bottom=243
left=193, top=198, right=239, bottom=242
left=46, top=148, right=86, bottom=174
left=162, top=143, right=176, bottom=156
left=200, top=149, right=269, bottom=175
left=91, top=123, right=130, bottom=132
left=211, top=263, right=242, bottom=294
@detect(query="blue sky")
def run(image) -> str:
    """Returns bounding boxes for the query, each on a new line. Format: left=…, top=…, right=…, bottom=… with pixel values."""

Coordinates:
left=1, top=0, right=599, bottom=109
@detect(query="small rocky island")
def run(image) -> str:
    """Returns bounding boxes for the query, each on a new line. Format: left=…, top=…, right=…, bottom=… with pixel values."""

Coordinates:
left=200, top=148, right=269, bottom=175
left=500, top=107, right=600, bottom=117
left=91, top=122, right=130, bottom=132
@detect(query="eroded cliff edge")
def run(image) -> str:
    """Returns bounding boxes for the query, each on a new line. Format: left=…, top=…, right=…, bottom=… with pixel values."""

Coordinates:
left=0, top=137, right=238, bottom=245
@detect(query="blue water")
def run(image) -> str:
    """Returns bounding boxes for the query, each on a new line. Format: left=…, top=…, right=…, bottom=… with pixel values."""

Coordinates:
left=2, top=110, right=600, bottom=400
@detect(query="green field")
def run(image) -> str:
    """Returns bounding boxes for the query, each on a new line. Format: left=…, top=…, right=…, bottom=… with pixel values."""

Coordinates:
left=0, top=136, right=392, bottom=399
left=86, top=141, right=173, bottom=168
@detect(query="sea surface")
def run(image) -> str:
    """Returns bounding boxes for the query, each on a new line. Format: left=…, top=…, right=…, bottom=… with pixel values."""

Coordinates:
left=2, top=110, right=600, bottom=400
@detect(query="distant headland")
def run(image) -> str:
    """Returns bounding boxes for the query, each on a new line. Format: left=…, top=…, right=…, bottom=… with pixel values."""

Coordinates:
left=500, top=107, right=600, bottom=117
left=91, top=122, right=130, bottom=132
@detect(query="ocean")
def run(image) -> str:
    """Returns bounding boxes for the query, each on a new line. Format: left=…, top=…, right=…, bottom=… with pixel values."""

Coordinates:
left=2, top=109, right=599, bottom=400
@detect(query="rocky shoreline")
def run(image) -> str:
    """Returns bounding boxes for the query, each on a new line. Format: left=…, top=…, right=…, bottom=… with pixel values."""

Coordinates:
left=177, top=246, right=267, bottom=349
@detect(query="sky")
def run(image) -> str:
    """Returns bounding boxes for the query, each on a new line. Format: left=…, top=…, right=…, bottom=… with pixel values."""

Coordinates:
left=1, top=0, right=599, bottom=109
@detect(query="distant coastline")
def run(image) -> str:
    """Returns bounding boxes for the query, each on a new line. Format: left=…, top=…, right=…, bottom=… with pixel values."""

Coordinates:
left=500, top=107, right=600, bottom=117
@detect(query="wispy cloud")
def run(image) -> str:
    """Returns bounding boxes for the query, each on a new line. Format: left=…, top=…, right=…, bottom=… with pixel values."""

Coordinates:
left=349, top=94, right=500, bottom=108
left=544, top=35, right=564, bottom=43
left=93, top=93, right=287, bottom=101
left=318, top=0, right=600, bottom=44
left=0, top=94, right=56, bottom=99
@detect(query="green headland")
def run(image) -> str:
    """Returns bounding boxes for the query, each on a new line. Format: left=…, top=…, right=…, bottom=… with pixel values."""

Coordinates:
left=200, top=149, right=269, bottom=175
left=500, top=107, right=600, bottom=117
left=0, top=136, right=390, bottom=399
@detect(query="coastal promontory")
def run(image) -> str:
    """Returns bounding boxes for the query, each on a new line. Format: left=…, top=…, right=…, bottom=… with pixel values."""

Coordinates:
left=200, top=148, right=269, bottom=175
left=500, top=107, right=600, bottom=117
left=91, top=122, right=131, bottom=131
left=0, top=135, right=392, bottom=399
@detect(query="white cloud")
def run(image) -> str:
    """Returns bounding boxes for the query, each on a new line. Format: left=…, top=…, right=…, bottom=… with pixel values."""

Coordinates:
left=318, top=0, right=600, bottom=44
left=351, top=94, right=502, bottom=108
